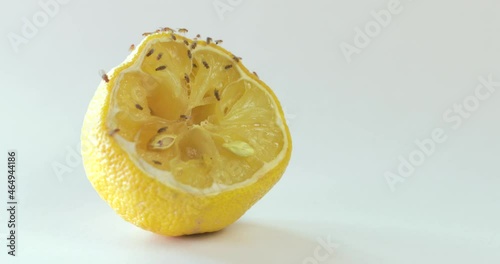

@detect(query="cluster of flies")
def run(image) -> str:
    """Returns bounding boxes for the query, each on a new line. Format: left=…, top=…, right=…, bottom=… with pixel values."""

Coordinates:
left=140, top=29, right=235, bottom=106
left=104, top=27, right=259, bottom=166
left=100, top=27, right=255, bottom=86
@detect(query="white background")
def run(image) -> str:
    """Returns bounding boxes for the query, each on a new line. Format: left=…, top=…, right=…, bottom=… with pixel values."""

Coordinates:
left=1, top=0, right=500, bottom=263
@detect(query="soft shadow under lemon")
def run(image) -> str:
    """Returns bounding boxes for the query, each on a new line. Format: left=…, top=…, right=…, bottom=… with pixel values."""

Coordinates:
left=145, top=220, right=319, bottom=263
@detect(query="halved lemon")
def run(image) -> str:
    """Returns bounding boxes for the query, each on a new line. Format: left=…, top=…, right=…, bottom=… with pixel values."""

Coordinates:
left=81, top=30, right=292, bottom=236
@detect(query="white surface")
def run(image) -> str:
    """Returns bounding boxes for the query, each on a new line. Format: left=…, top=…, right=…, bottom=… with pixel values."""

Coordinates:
left=1, top=0, right=500, bottom=263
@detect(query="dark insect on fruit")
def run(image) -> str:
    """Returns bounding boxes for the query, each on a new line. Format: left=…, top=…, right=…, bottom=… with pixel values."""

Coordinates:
left=153, top=160, right=162, bottom=165
left=161, top=27, right=174, bottom=33
left=109, top=128, right=120, bottom=136
left=155, top=65, right=167, bottom=71
left=202, top=60, right=209, bottom=69
left=214, top=89, right=221, bottom=101
left=187, top=50, right=192, bottom=59
left=135, top=104, right=144, bottom=110
left=99, top=70, right=109, bottom=83
left=157, top=53, right=163, bottom=60
left=232, top=55, right=242, bottom=62
left=146, top=49, right=155, bottom=57
left=157, top=127, right=168, bottom=133
left=224, top=64, right=233, bottom=70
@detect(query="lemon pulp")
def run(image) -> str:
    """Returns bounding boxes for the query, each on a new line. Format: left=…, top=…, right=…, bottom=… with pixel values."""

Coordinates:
left=107, top=35, right=288, bottom=194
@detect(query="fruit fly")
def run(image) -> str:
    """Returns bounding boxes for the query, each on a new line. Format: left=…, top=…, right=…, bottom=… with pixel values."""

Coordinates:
left=214, top=89, right=221, bottom=101
left=171, top=34, right=177, bottom=40
left=202, top=60, right=209, bottom=69
left=253, top=71, right=259, bottom=78
left=108, top=128, right=120, bottom=136
left=187, top=50, right=192, bottom=59
left=99, top=70, right=109, bottom=83
left=184, top=73, right=190, bottom=83
left=183, top=40, right=189, bottom=46
left=215, top=40, right=223, bottom=44
left=206, top=37, right=212, bottom=44
left=232, top=55, right=242, bottom=62
left=191, top=41, right=197, bottom=50
left=155, top=65, right=167, bottom=71
left=224, top=64, right=233, bottom=70
left=152, top=160, right=162, bottom=165
left=146, top=49, right=155, bottom=57
left=160, top=27, right=174, bottom=33
left=157, top=53, right=163, bottom=60
left=157, top=127, right=168, bottom=133
left=135, top=104, right=144, bottom=110
left=129, top=44, right=135, bottom=51
left=178, top=28, right=188, bottom=33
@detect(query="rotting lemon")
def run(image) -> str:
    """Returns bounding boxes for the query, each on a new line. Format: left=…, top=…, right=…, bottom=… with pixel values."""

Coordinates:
left=81, top=29, right=292, bottom=236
